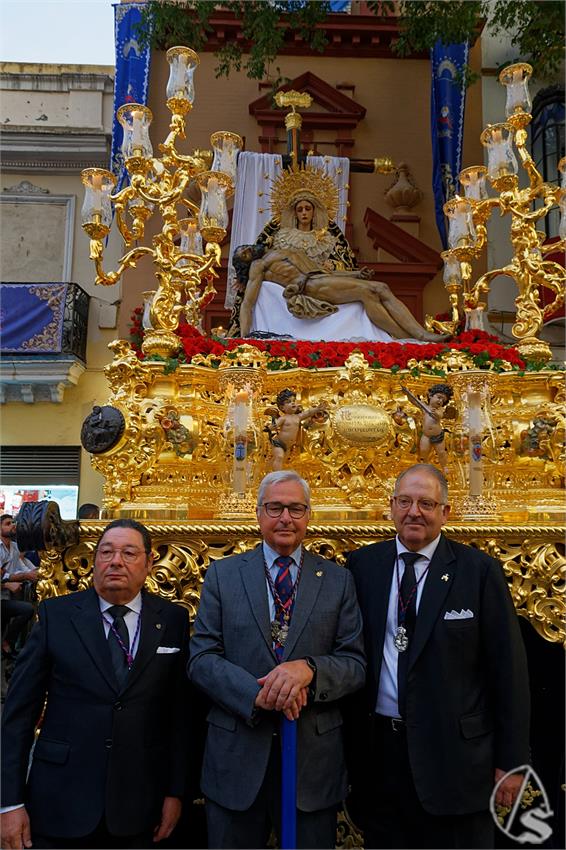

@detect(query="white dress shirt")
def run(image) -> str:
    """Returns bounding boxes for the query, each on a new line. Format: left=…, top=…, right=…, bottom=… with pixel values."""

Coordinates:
left=375, top=534, right=441, bottom=718
left=99, top=591, right=143, bottom=657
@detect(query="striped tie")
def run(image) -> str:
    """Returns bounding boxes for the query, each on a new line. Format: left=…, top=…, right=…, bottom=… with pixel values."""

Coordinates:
left=274, top=555, right=294, bottom=661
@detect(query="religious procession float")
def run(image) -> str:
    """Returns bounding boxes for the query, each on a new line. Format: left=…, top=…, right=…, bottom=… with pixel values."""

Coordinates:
left=10, top=32, right=563, bottom=846
left=17, top=47, right=561, bottom=649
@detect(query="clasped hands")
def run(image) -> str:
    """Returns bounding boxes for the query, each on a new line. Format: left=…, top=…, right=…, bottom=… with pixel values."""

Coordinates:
left=255, top=659, right=314, bottom=721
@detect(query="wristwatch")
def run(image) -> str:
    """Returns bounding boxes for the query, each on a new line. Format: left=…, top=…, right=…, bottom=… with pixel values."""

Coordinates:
left=304, top=656, right=317, bottom=695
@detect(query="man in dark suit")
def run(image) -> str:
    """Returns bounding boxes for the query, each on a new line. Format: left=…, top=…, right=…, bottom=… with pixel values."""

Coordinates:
left=1, top=519, right=190, bottom=850
left=189, top=470, right=366, bottom=849
left=346, top=463, right=530, bottom=848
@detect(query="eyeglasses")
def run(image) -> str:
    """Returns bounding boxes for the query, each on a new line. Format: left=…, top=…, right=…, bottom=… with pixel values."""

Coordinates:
left=261, top=502, right=309, bottom=519
left=96, top=546, right=147, bottom=565
left=392, top=496, right=445, bottom=513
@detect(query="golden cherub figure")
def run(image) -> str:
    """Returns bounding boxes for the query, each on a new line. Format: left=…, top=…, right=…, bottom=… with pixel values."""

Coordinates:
left=264, top=388, right=328, bottom=471
left=396, top=383, right=456, bottom=474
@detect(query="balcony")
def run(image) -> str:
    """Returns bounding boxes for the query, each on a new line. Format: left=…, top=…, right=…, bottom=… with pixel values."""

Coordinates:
left=0, top=282, right=89, bottom=403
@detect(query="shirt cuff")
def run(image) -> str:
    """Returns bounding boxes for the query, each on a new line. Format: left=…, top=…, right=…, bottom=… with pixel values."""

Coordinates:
left=0, top=804, right=24, bottom=814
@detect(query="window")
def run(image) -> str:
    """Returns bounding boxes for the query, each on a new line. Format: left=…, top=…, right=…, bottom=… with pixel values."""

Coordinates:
left=0, top=446, right=80, bottom=519
left=530, top=85, right=565, bottom=239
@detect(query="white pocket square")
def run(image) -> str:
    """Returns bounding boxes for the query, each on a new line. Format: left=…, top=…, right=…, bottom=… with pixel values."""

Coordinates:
left=156, top=646, right=180, bottom=654
left=444, top=609, right=474, bottom=620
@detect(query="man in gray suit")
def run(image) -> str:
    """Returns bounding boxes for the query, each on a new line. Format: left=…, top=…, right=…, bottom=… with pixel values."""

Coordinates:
left=189, top=470, right=366, bottom=849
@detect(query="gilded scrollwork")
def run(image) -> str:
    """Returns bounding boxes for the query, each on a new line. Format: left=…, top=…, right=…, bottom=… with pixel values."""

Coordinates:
left=37, top=524, right=565, bottom=645
left=84, top=346, right=564, bottom=523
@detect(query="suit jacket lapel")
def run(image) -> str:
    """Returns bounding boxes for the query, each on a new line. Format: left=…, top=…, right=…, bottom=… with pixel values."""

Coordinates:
left=240, top=546, right=274, bottom=657
left=123, top=591, right=165, bottom=693
left=70, top=587, right=117, bottom=692
left=282, top=551, right=324, bottom=661
left=409, top=534, right=456, bottom=669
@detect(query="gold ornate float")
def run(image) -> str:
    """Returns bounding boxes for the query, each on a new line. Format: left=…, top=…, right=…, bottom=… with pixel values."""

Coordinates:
left=56, top=52, right=566, bottom=649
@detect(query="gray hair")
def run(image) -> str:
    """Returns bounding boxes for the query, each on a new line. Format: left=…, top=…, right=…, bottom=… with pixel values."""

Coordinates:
left=257, top=470, right=311, bottom=508
left=394, top=464, right=448, bottom=504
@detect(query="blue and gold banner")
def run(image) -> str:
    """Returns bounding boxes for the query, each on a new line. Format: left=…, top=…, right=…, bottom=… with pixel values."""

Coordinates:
left=271, top=1, right=351, bottom=10
left=110, top=3, right=153, bottom=190
left=0, top=283, right=68, bottom=354
left=430, top=41, right=469, bottom=248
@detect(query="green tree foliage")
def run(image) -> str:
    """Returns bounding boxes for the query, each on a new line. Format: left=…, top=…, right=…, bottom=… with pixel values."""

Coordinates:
left=370, top=1, right=565, bottom=81
left=139, top=0, right=565, bottom=82
left=139, top=1, right=332, bottom=79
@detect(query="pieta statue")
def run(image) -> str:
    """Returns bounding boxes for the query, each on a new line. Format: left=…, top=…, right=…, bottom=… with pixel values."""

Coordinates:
left=227, top=164, right=447, bottom=343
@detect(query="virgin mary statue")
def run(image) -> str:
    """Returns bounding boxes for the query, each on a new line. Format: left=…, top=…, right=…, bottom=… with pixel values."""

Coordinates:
left=225, top=154, right=446, bottom=343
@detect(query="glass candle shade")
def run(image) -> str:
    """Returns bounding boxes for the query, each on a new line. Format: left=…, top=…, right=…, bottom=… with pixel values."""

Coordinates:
left=210, top=131, right=243, bottom=183
left=559, top=157, right=566, bottom=190
left=197, top=171, right=231, bottom=240
left=480, top=123, right=518, bottom=184
left=499, top=62, right=533, bottom=118
left=166, top=46, right=199, bottom=106
left=444, top=197, right=477, bottom=251
left=178, top=218, right=204, bottom=261
left=80, top=168, right=116, bottom=235
left=117, top=103, right=153, bottom=160
left=459, top=166, right=488, bottom=201
left=142, top=290, right=156, bottom=330
left=441, top=251, right=462, bottom=287
left=464, top=305, right=488, bottom=332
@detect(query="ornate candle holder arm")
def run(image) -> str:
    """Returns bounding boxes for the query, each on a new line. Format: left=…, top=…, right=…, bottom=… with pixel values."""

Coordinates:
left=513, top=126, right=544, bottom=192
left=112, top=184, right=154, bottom=245
left=90, top=243, right=154, bottom=287
left=534, top=262, right=566, bottom=323
left=470, top=264, right=514, bottom=311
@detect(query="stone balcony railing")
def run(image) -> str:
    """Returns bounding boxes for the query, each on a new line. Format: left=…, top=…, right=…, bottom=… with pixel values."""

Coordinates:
left=0, top=282, right=89, bottom=403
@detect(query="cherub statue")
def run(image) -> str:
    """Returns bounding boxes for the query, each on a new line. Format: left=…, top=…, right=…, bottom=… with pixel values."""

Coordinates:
left=264, top=388, right=328, bottom=470
left=397, top=383, right=455, bottom=473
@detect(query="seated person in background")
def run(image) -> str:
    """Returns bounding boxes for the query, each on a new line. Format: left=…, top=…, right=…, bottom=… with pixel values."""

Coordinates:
left=1, top=515, right=37, bottom=658
left=230, top=183, right=447, bottom=343
left=78, top=503, right=100, bottom=520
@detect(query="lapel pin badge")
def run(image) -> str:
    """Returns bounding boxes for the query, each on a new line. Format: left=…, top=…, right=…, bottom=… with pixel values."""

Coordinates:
left=441, top=574, right=450, bottom=582
left=156, top=623, right=162, bottom=629
left=316, top=570, right=323, bottom=577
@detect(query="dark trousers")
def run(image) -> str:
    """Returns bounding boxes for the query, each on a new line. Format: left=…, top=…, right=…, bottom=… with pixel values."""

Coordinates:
left=1, top=597, right=34, bottom=649
left=205, top=734, right=338, bottom=849
left=32, top=816, right=152, bottom=849
left=359, top=714, right=494, bottom=849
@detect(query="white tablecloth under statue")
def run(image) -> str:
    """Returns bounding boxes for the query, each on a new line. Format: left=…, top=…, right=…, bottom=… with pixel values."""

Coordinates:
left=251, top=280, right=393, bottom=342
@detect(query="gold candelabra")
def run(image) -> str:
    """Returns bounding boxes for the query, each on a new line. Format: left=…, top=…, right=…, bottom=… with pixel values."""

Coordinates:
left=427, top=63, right=566, bottom=362
left=80, top=46, right=243, bottom=358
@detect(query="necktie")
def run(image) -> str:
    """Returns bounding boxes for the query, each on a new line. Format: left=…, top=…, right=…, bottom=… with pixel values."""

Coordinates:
left=397, top=551, right=420, bottom=718
left=274, top=556, right=294, bottom=662
left=107, top=604, right=130, bottom=687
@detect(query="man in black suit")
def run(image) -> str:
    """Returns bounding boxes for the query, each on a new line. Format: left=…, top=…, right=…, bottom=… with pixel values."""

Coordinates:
left=346, top=464, right=530, bottom=849
left=1, top=519, right=190, bottom=850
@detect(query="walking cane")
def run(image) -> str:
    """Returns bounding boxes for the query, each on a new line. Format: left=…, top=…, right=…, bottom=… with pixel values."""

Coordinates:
left=280, top=716, right=297, bottom=849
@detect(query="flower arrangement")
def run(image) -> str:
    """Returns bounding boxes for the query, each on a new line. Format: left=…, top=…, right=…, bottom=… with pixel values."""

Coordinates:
left=129, top=309, right=552, bottom=374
